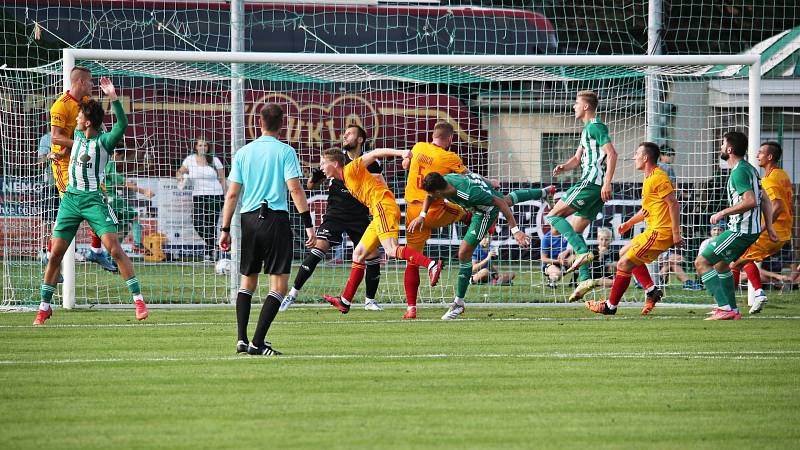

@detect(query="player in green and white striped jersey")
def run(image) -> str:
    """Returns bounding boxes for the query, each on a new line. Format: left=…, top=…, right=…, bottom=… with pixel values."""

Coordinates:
left=544, top=91, right=618, bottom=303
left=694, top=131, right=778, bottom=321
left=413, top=171, right=555, bottom=319
left=34, top=78, right=149, bottom=325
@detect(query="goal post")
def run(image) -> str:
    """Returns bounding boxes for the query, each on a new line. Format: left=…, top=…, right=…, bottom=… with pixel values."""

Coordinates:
left=41, top=50, right=760, bottom=307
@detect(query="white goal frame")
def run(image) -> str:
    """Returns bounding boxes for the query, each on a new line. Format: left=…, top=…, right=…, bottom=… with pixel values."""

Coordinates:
left=60, top=49, right=762, bottom=308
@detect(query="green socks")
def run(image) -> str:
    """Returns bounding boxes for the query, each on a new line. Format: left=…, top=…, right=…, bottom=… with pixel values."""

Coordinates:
left=456, top=262, right=472, bottom=299
left=126, top=276, right=141, bottom=295
left=545, top=215, right=588, bottom=254
left=508, top=188, right=545, bottom=205
left=40, top=283, right=56, bottom=303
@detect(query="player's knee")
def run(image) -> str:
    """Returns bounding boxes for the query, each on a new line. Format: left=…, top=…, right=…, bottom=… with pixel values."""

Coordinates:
left=457, top=248, right=472, bottom=261
left=352, top=246, right=368, bottom=263
left=617, top=257, right=634, bottom=272
left=693, top=256, right=707, bottom=272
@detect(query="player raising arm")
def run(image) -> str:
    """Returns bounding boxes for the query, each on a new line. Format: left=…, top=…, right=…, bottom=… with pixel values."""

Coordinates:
left=35, top=78, right=148, bottom=325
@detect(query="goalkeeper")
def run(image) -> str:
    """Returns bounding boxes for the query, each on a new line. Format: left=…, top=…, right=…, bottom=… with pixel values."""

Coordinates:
left=412, top=171, right=554, bottom=320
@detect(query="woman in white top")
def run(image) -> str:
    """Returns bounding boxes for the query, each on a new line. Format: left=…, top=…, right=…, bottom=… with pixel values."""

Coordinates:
left=176, top=137, right=226, bottom=260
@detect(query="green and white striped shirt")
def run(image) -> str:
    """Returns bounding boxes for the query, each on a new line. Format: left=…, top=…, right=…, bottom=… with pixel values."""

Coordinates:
left=66, top=100, right=127, bottom=194
left=579, top=117, right=611, bottom=186
left=726, top=159, right=762, bottom=235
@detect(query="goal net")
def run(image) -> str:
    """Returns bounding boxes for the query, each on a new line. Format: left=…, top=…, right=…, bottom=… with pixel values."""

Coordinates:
left=0, top=52, right=759, bottom=308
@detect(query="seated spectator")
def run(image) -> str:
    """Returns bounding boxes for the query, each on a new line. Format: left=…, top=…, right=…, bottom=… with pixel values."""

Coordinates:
left=698, top=221, right=725, bottom=256
left=658, top=250, right=703, bottom=290
left=471, top=235, right=515, bottom=286
left=541, top=229, right=573, bottom=288
left=585, top=227, right=617, bottom=289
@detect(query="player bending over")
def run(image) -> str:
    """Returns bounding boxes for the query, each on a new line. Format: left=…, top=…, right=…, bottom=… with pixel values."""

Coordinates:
left=320, top=148, right=443, bottom=314
left=415, top=171, right=553, bottom=319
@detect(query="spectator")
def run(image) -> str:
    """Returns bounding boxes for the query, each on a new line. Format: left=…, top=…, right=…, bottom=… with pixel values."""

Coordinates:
left=658, top=250, right=703, bottom=290
left=177, top=137, right=226, bottom=261
left=586, top=227, right=617, bottom=286
left=658, top=144, right=677, bottom=185
left=541, top=229, right=573, bottom=288
left=698, top=222, right=725, bottom=256
left=471, top=235, right=516, bottom=286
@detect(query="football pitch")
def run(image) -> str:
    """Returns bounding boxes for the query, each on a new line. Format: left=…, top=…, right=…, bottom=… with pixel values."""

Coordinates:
left=2, top=301, right=799, bottom=449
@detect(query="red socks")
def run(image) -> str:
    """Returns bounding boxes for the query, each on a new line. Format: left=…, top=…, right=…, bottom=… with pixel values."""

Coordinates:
left=742, top=262, right=762, bottom=290
left=631, top=265, right=654, bottom=290
left=731, top=267, right=741, bottom=287
left=395, top=246, right=432, bottom=268
left=404, top=264, right=420, bottom=307
left=608, top=270, right=632, bottom=306
left=341, top=262, right=366, bottom=302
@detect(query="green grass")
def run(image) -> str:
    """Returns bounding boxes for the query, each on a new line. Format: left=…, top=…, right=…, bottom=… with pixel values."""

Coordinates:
left=2, top=301, right=799, bottom=449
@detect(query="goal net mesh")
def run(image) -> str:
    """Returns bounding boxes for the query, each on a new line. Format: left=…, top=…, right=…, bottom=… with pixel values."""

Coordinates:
left=1, top=58, right=751, bottom=307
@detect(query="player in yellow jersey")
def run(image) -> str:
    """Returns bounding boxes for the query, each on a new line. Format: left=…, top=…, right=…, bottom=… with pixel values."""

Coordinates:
left=46, top=66, right=117, bottom=272
left=319, top=148, right=443, bottom=314
left=398, top=121, right=496, bottom=319
left=586, top=142, right=683, bottom=316
left=731, top=142, right=794, bottom=314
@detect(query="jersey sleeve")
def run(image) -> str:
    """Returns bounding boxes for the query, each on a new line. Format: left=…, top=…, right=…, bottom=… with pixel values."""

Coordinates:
left=213, top=156, right=224, bottom=170
left=228, top=152, right=243, bottom=184
left=590, top=123, right=611, bottom=146
left=731, top=167, right=755, bottom=195
left=50, top=101, right=69, bottom=130
left=98, top=100, right=128, bottom=152
left=366, top=158, right=382, bottom=174
left=282, top=147, right=303, bottom=182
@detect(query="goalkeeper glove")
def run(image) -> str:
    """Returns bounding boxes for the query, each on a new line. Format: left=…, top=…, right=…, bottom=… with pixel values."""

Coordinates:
left=310, top=168, right=326, bottom=184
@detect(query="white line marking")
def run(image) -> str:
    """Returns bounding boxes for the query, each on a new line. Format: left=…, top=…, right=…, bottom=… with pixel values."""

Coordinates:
left=2, top=315, right=800, bottom=329
left=1, top=350, right=798, bottom=365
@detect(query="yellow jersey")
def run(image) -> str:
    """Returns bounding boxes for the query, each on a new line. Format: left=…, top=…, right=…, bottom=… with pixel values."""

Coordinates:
left=761, top=167, right=794, bottom=241
left=404, top=142, right=466, bottom=202
left=344, top=157, right=395, bottom=213
left=50, top=91, right=87, bottom=193
left=641, top=167, right=675, bottom=230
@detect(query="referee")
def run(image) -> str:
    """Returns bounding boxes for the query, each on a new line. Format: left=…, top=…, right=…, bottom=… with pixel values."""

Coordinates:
left=219, top=103, right=316, bottom=356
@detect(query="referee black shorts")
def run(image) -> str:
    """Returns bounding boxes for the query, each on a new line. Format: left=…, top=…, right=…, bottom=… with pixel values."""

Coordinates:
left=239, top=208, right=293, bottom=276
